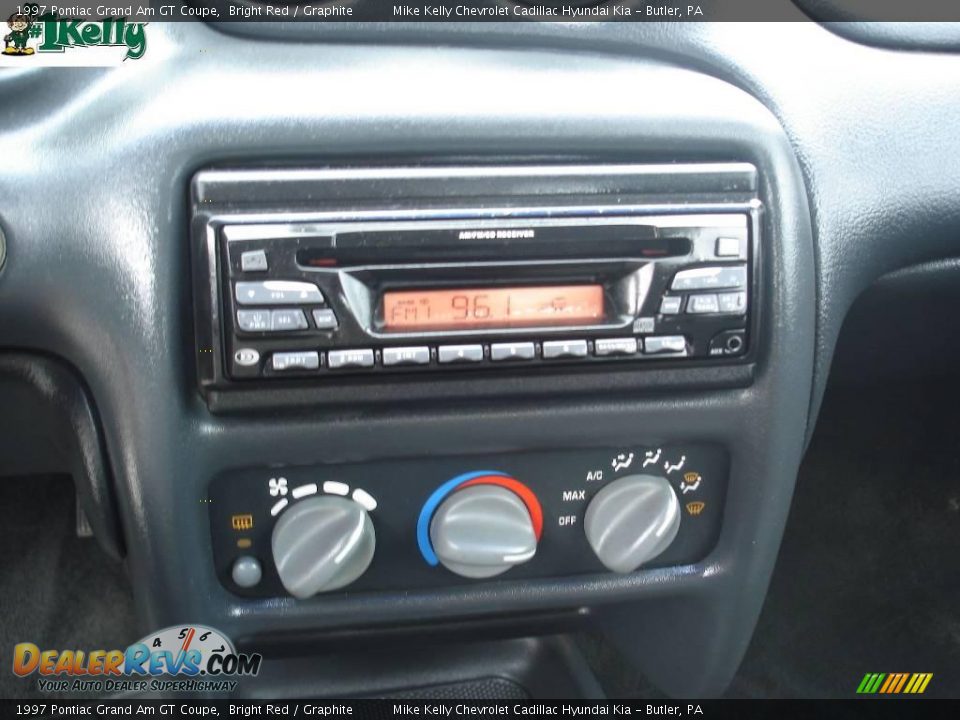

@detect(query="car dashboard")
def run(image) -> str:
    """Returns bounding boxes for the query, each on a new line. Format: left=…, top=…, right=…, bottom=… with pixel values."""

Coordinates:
left=2, top=7, right=959, bottom=701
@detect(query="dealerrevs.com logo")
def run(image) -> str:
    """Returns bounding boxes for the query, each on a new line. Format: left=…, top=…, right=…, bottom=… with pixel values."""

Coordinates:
left=3, top=4, right=147, bottom=61
left=13, top=625, right=262, bottom=693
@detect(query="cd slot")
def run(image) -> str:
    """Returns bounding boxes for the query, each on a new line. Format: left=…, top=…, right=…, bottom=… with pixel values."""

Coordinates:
left=296, top=227, right=688, bottom=268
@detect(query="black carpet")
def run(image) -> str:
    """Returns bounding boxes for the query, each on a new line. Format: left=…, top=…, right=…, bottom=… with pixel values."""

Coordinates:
left=0, top=475, right=137, bottom=699
left=728, top=382, right=960, bottom=698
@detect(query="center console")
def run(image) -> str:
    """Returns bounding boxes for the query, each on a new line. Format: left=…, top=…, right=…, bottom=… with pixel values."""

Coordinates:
left=192, top=164, right=757, bottom=604
left=184, top=151, right=809, bottom=698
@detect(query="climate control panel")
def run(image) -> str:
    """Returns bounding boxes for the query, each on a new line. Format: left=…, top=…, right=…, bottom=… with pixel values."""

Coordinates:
left=208, top=445, right=727, bottom=598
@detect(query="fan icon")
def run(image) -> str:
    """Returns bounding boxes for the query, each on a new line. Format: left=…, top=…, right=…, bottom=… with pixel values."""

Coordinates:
left=268, top=477, right=288, bottom=497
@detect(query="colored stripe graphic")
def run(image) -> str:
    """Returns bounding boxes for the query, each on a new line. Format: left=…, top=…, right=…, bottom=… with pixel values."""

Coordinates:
left=894, top=673, right=910, bottom=693
left=857, top=673, right=932, bottom=694
left=878, top=674, right=895, bottom=694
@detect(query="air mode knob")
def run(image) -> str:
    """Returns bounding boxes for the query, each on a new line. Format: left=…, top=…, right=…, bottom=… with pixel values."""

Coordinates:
left=430, top=484, right=539, bottom=579
left=271, top=496, right=375, bottom=598
left=584, top=474, right=681, bottom=573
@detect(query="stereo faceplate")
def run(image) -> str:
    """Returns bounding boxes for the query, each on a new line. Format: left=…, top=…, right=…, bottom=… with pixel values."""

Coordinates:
left=192, top=164, right=762, bottom=398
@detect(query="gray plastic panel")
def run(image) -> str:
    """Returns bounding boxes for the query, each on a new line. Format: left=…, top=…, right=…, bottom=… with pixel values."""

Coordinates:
left=0, top=354, right=123, bottom=560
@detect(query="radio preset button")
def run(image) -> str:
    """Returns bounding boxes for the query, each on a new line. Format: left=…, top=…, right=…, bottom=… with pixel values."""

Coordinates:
left=670, top=265, right=747, bottom=292
left=644, top=336, right=688, bottom=356
left=542, top=340, right=589, bottom=360
left=383, top=347, right=431, bottom=366
left=240, top=250, right=269, bottom=272
left=659, top=297, right=683, bottom=315
left=715, top=237, right=743, bottom=258
left=237, top=309, right=271, bottom=332
left=438, top=345, right=484, bottom=364
left=687, top=294, right=720, bottom=314
left=236, top=281, right=325, bottom=306
left=718, top=291, right=748, bottom=314
left=490, top=342, right=536, bottom=362
left=311, top=308, right=339, bottom=330
left=272, top=351, right=320, bottom=371
left=328, top=349, right=375, bottom=370
left=595, top=338, right=639, bottom=357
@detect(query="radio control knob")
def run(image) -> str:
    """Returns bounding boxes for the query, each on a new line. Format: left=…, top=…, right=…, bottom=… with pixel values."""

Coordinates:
left=271, top=496, right=375, bottom=598
left=584, top=474, right=681, bottom=573
left=430, top=484, right=538, bottom=579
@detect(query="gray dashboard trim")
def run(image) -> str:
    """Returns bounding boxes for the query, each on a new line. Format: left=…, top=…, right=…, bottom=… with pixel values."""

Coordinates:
left=194, top=162, right=759, bottom=203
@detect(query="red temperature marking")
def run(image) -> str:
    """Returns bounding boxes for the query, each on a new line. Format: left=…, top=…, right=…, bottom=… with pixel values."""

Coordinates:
left=458, top=475, right=544, bottom=540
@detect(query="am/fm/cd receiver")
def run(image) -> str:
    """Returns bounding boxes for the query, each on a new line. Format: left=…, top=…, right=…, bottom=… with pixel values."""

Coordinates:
left=191, top=164, right=761, bottom=394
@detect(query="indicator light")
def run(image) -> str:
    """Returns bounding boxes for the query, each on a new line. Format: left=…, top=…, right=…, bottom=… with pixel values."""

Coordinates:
left=231, top=514, right=254, bottom=531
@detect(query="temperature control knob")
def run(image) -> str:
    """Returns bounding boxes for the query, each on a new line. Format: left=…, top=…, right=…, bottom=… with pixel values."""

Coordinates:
left=430, top=484, right=539, bottom=579
left=584, top=474, right=681, bottom=573
left=271, top=496, right=375, bottom=598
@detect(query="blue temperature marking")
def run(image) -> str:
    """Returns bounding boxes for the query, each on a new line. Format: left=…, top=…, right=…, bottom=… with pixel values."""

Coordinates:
left=416, top=470, right=510, bottom=565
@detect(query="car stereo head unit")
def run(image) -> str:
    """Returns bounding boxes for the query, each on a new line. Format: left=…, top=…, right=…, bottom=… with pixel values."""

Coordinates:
left=191, top=164, right=761, bottom=395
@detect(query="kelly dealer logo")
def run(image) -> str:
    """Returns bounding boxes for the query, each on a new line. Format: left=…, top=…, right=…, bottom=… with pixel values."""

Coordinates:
left=12, top=625, right=262, bottom=693
left=4, top=5, right=147, bottom=60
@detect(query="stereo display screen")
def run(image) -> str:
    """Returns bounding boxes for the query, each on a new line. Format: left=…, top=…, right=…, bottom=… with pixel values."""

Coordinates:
left=382, top=285, right=605, bottom=331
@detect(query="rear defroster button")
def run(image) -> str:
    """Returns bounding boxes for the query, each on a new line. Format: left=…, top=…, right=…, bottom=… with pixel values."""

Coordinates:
left=232, top=556, right=263, bottom=589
